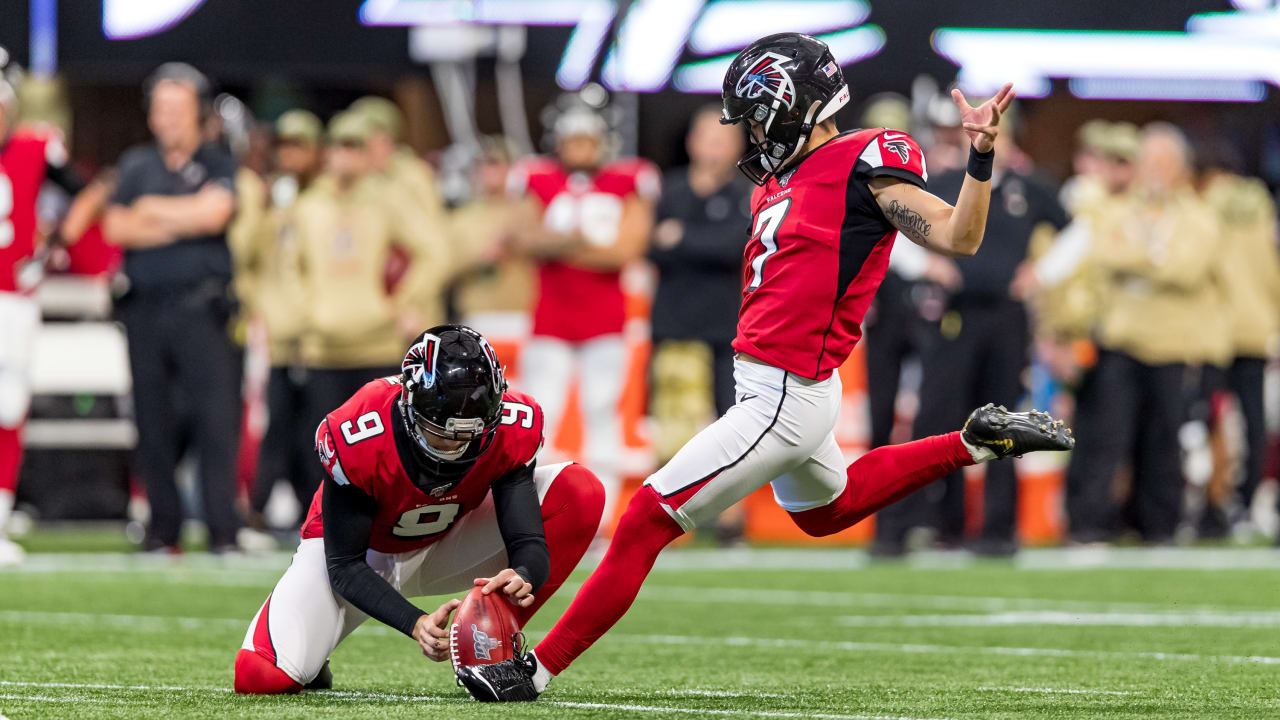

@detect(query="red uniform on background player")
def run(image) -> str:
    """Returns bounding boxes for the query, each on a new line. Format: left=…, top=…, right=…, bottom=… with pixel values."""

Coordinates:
left=507, top=94, right=658, bottom=526
left=0, top=64, right=82, bottom=566
left=458, top=33, right=1073, bottom=701
left=234, top=326, right=605, bottom=694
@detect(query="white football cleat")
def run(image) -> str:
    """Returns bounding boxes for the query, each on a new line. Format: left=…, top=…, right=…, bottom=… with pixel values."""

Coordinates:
left=0, top=537, right=26, bottom=566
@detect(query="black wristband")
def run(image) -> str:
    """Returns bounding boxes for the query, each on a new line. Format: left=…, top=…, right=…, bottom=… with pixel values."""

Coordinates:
left=967, top=146, right=995, bottom=182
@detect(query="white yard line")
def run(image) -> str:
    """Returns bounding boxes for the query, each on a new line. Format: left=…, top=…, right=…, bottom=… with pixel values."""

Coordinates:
left=10, top=546, right=1280, bottom=573
left=0, top=693, right=111, bottom=704
left=616, top=584, right=1273, bottom=616
left=606, top=633, right=1280, bottom=666
left=976, top=686, right=1139, bottom=696
left=835, top=610, right=1280, bottom=628
left=0, top=681, right=950, bottom=720
left=5, top=609, right=1280, bottom=665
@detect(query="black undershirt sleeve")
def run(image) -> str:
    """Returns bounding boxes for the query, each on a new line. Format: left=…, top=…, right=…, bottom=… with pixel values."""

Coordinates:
left=322, top=474, right=425, bottom=637
left=490, top=462, right=550, bottom=592
left=45, top=161, right=85, bottom=196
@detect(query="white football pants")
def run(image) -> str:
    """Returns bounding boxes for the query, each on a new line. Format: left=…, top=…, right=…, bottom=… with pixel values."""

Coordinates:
left=644, top=357, right=847, bottom=531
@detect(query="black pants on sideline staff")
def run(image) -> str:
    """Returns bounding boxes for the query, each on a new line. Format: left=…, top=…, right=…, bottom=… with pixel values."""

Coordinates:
left=1228, top=356, right=1269, bottom=511
left=251, top=366, right=315, bottom=524
left=303, top=365, right=398, bottom=482
left=1066, top=350, right=1186, bottom=543
left=118, top=284, right=241, bottom=549
left=882, top=298, right=1029, bottom=549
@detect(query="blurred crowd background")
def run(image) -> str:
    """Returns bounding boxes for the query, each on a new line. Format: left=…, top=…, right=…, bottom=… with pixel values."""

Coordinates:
left=2, top=0, right=1280, bottom=558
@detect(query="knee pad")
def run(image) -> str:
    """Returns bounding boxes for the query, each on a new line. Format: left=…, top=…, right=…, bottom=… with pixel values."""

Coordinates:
left=544, top=463, right=607, bottom=535
left=234, top=649, right=302, bottom=695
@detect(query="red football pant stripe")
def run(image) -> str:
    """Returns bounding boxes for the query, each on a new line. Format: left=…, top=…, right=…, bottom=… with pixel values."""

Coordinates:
left=0, top=425, right=22, bottom=494
left=789, top=431, right=973, bottom=536
left=513, top=463, right=606, bottom=628
left=534, top=432, right=972, bottom=675
left=235, top=593, right=304, bottom=694
left=252, top=593, right=278, bottom=665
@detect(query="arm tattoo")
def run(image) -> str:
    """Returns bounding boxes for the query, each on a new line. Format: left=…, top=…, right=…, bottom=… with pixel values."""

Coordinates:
left=886, top=199, right=932, bottom=244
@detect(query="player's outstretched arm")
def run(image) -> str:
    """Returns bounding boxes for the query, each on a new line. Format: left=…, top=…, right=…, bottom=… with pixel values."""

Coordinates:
left=870, top=83, right=1014, bottom=258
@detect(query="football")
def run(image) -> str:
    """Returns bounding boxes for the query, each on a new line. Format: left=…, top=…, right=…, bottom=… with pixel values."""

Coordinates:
left=449, top=585, right=522, bottom=670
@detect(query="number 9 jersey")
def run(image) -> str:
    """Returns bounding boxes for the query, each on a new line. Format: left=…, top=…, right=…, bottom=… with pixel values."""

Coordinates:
left=301, top=376, right=545, bottom=554
left=733, top=128, right=927, bottom=380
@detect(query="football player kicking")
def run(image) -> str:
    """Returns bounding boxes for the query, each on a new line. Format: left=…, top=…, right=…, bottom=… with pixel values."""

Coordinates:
left=234, top=325, right=605, bottom=694
left=457, top=33, right=1074, bottom=701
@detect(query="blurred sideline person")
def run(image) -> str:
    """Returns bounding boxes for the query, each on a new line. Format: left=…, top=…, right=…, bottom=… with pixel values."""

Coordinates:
left=1020, top=122, right=1138, bottom=391
left=102, top=63, right=241, bottom=554
left=244, top=110, right=325, bottom=532
left=350, top=95, right=451, bottom=327
left=1059, top=124, right=1222, bottom=544
left=1198, top=143, right=1280, bottom=533
left=507, top=97, right=658, bottom=524
left=294, top=111, right=447, bottom=483
left=859, top=94, right=959, bottom=511
left=0, top=63, right=82, bottom=564
left=448, top=136, right=534, bottom=335
left=886, top=125, right=1070, bottom=556
left=648, top=106, right=752, bottom=545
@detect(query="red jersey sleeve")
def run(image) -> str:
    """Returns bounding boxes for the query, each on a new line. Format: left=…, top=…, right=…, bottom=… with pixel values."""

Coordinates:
left=498, top=391, right=546, bottom=468
left=855, top=129, right=928, bottom=189
left=314, top=419, right=355, bottom=488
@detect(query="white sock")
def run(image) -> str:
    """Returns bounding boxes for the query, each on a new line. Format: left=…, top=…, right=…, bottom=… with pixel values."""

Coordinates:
left=529, top=650, right=554, bottom=693
left=0, top=489, right=13, bottom=538
left=960, top=437, right=996, bottom=464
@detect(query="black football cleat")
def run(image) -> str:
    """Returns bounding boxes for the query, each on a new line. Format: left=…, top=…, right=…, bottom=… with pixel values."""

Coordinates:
left=304, top=660, right=333, bottom=690
left=962, top=404, right=1074, bottom=459
left=456, top=655, right=541, bottom=702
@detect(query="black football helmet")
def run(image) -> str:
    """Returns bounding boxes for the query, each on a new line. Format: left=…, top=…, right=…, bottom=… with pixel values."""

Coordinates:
left=397, top=325, right=507, bottom=491
left=720, top=33, right=850, bottom=185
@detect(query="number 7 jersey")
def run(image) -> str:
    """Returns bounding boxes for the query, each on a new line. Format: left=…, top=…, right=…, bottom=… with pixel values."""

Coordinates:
left=301, top=377, right=545, bottom=554
left=733, top=128, right=927, bottom=380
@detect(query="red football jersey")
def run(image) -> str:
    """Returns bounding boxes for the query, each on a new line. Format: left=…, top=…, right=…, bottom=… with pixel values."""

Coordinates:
left=0, top=132, right=60, bottom=294
left=733, top=128, right=927, bottom=379
left=301, top=377, right=545, bottom=555
left=511, top=156, right=659, bottom=342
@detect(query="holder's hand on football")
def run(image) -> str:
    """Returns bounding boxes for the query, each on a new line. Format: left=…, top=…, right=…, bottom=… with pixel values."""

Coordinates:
left=413, top=598, right=461, bottom=662
left=475, top=569, right=534, bottom=608
left=952, top=83, right=1015, bottom=153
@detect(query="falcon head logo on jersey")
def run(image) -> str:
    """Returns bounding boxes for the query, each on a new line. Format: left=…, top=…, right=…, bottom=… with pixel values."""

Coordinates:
left=883, top=139, right=912, bottom=164
left=402, top=335, right=440, bottom=389
left=734, top=52, right=796, bottom=110
left=471, top=624, right=502, bottom=660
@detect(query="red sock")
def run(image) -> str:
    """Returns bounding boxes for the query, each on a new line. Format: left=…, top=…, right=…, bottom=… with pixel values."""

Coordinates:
left=0, top=425, right=22, bottom=494
left=534, top=484, right=684, bottom=675
left=790, top=431, right=973, bottom=537
left=234, top=649, right=302, bottom=694
left=514, top=464, right=606, bottom=627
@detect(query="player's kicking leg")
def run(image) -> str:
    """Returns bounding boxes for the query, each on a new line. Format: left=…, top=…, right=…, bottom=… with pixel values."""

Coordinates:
left=458, top=371, right=1072, bottom=700
left=233, top=462, right=604, bottom=694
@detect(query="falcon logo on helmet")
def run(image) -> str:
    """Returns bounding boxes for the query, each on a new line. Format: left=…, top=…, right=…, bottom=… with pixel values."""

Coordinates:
left=402, top=335, right=440, bottom=389
left=734, top=52, right=796, bottom=110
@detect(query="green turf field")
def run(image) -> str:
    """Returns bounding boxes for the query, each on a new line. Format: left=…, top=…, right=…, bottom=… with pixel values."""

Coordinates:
left=3, top=547, right=1280, bottom=719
